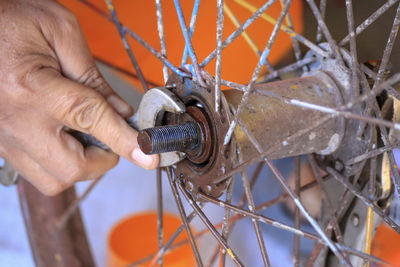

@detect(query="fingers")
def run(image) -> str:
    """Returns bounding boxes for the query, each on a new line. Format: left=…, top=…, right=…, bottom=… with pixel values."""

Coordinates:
left=32, top=68, right=159, bottom=170
left=4, top=149, right=68, bottom=196
left=40, top=6, right=133, bottom=118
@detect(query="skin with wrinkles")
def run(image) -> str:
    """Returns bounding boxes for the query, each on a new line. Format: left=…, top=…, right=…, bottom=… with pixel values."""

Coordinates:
left=0, top=0, right=159, bottom=196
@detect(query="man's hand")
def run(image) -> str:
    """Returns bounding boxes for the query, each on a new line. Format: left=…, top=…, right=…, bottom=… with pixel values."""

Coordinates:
left=0, top=0, right=159, bottom=195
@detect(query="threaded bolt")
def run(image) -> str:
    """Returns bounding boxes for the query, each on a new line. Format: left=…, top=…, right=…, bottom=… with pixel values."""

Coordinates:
left=137, top=122, right=202, bottom=154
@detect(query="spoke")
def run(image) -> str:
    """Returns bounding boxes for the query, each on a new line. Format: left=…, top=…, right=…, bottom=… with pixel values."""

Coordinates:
left=165, top=168, right=204, bottom=267
left=215, top=114, right=333, bottom=184
left=306, top=189, right=354, bottom=266
left=173, top=0, right=205, bottom=86
left=156, top=168, right=164, bottom=266
left=368, top=156, right=377, bottom=200
left=372, top=101, right=400, bottom=194
left=178, top=182, right=245, bottom=266
left=199, top=193, right=389, bottom=266
left=309, top=156, right=344, bottom=243
left=148, top=209, right=199, bottom=267
left=279, top=0, right=302, bottom=62
left=148, top=174, right=330, bottom=267
left=224, top=3, right=261, bottom=57
left=219, top=177, right=234, bottom=267
left=233, top=0, right=328, bottom=59
left=123, top=28, right=191, bottom=79
left=241, top=169, right=271, bottom=266
left=94, top=57, right=161, bottom=88
left=155, top=0, right=169, bottom=83
left=206, top=162, right=264, bottom=267
left=104, top=0, right=149, bottom=91
left=340, top=0, right=400, bottom=46
left=56, top=176, right=103, bottom=229
left=200, top=0, right=279, bottom=68
left=361, top=63, right=400, bottom=101
left=260, top=56, right=317, bottom=82
left=254, top=81, right=400, bottom=132
left=346, top=142, right=400, bottom=165
left=304, top=0, right=345, bottom=66
left=215, top=0, right=224, bottom=112
left=345, top=0, right=360, bottom=100
left=315, top=0, right=327, bottom=43
left=223, top=0, right=294, bottom=146
left=373, top=2, right=400, bottom=87
left=326, top=167, right=400, bottom=233
left=243, top=130, right=350, bottom=265
left=181, top=0, right=201, bottom=65
left=80, top=0, right=189, bottom=80
left=293, top=157, right=300, bottom=267
left=223, top=2, right=275, bottom=72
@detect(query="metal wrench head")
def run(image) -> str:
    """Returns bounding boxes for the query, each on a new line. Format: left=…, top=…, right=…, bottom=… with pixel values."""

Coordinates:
left=131, top=87, right=186, bottom=167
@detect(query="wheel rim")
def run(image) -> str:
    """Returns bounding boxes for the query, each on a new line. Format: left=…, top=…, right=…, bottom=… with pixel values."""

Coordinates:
left=20, top=0, right=400, bottom=266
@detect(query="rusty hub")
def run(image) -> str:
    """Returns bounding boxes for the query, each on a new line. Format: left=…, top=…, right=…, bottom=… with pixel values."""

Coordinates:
left=164, top=74, right=235, bottom=198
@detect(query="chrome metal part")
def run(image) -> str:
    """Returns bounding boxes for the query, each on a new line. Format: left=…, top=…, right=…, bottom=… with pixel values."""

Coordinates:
left=0, top=160, right=18, bottom=186
left=69, top=87, right=187, bottom=167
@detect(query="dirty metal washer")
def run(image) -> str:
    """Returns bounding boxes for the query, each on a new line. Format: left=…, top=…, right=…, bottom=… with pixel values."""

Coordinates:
left=165, top=73, right=236, bottom=199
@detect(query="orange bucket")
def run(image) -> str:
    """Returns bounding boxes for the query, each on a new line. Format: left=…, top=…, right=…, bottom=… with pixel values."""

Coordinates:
left=107, top=212, right=196, bottom=267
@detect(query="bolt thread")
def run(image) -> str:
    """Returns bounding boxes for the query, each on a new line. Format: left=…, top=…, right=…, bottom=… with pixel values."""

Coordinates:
left=138, top=122, right=201, bottom=154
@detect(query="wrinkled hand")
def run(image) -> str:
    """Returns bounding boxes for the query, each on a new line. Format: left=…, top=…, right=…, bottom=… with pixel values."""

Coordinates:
left=0, top=0, right=159, bottom=195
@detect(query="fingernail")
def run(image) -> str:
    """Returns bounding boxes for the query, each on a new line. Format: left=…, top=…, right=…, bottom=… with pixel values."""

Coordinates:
left=131, top=148, right=154, bottom=168
left=107, top=95, right=132, bottom=117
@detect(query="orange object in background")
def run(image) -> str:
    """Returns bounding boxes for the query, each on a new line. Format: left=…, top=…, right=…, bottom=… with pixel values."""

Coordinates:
left=58, top=0, right=303, bottom=90
left=108, top=212, right=195, bottom=267
left=371, top=223, right=400, bottom=267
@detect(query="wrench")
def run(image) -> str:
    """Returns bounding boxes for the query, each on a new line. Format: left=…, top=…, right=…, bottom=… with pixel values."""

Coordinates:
left=0, top=87, right=186, bottom=185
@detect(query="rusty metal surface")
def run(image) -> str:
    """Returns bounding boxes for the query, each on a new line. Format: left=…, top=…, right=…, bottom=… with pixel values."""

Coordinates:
left=166, top=74, right=235, bottom=198
left=225, top=71, right=345, bottom=162
left=18, top=178, right=94, bottom=267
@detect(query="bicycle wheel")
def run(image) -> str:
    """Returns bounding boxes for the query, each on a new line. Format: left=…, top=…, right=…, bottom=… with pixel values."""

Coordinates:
left=17, top=0, right=400, bottom=266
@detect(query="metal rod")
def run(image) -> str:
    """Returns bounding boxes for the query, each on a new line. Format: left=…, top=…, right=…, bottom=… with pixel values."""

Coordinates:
left=156, top=168, right=164, bottom=266
left=237, top=114, right=350, bottom=264
left=373, top=2, right=400, bottom=87
left=340, top=0, right=400, bottom=46
left=315, top=0, right=327, bottom=43
left=178, top=182, right=245, bottom=267
left=345, top=0, right=360, bottom=101
left=241, top=169, right=271, bottom=266
left=233, top=0, right=328, bottom=59
left=326, top=167, right=400, bottom=233
left=309, top=156, right=343, bottom=243
left=123, top=27, right=191, bottom=79
left=219, top=177, right=234, bottom=267
left=155, top=0, right=169, bottom=83
left=181, top=0, right=201, bottom=66
left=215, top=0, right=224, bottom=112
left=200, top=0, right=279, bottom=67
left=293, top=156, right=301, bottom=267
left=199, top=192, right=389, bottom=266
left=304, top=0, right=345, bottom=66
left=173, top=0, right=205, bottom=86
left=56, top=176, right=103, bottom=229
left=165, top=167, right=204, bottom=267
left=104, top=0, right=149, bottom=91
left=223, top=0, right=294, bottom=146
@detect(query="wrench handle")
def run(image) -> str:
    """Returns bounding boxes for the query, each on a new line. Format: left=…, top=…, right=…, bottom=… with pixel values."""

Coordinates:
left=68, top=119, right=138, bottom=151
